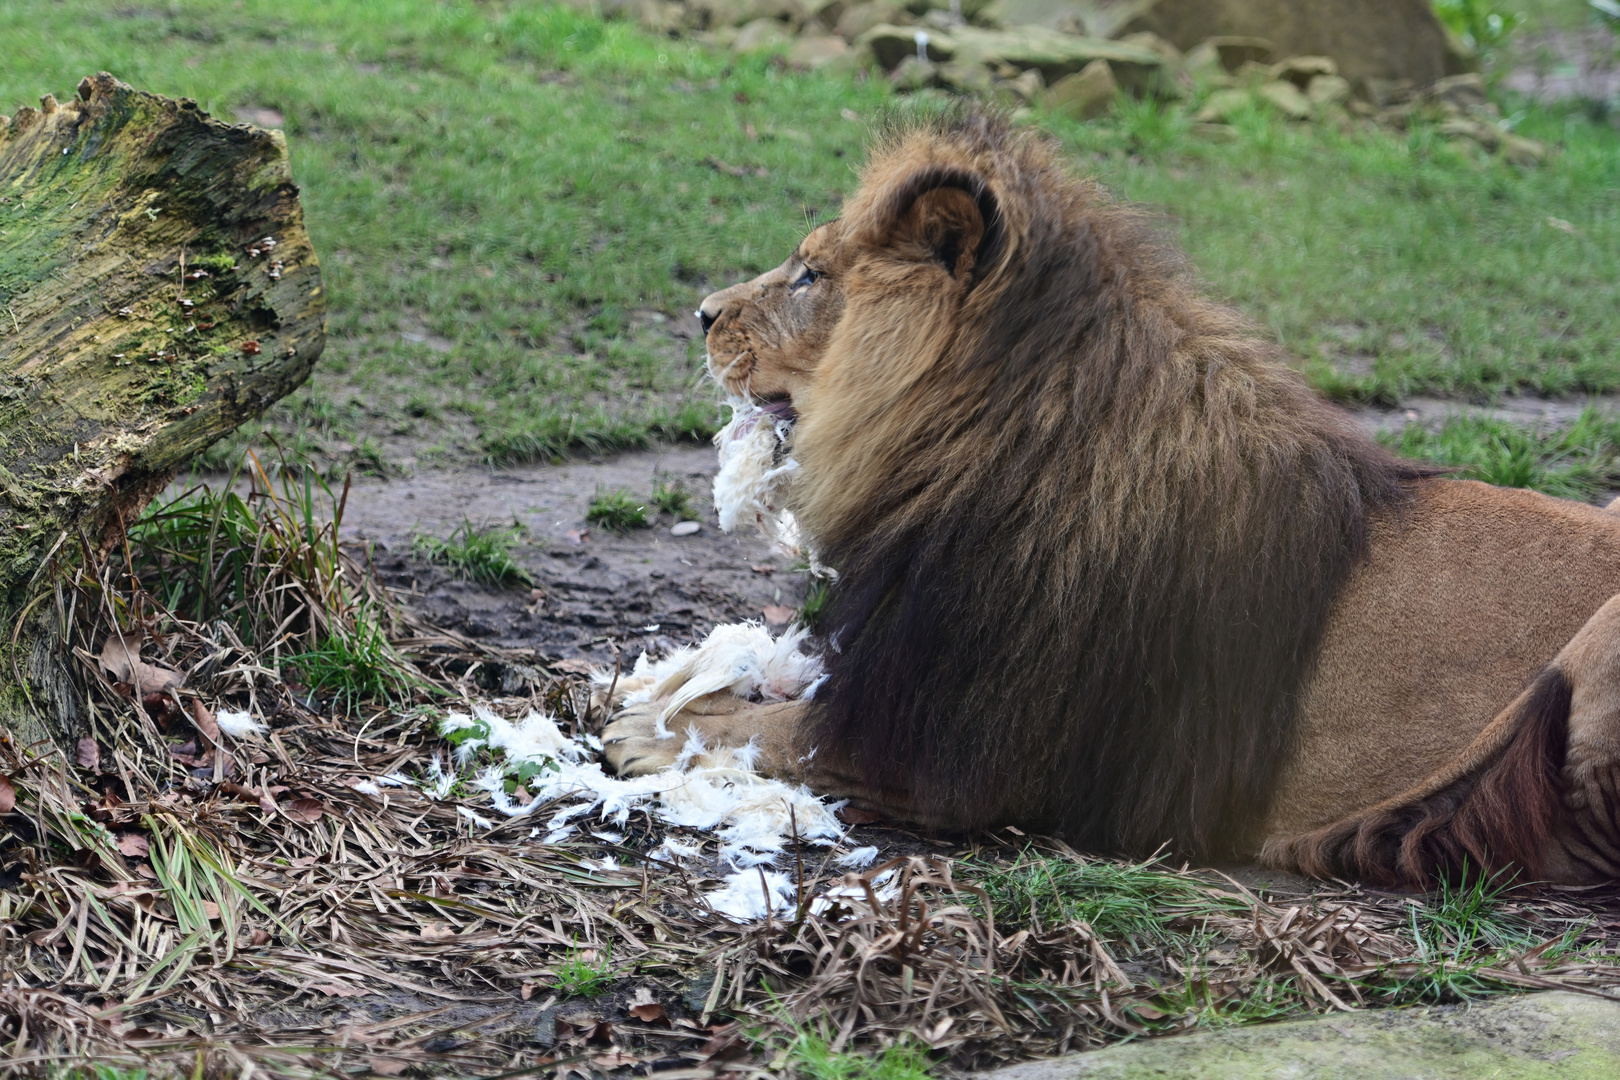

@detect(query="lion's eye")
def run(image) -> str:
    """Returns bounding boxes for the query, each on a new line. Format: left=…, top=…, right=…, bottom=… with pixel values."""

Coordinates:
left=792, top=267, right=820, bottom=290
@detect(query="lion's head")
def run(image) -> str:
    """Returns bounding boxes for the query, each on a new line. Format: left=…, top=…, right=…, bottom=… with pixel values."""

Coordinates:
left=699, top=113, right=1425, bottom=857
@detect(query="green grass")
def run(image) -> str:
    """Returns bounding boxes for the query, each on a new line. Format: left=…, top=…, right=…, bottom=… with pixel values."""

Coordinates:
left=968, top=850, right=1244, bottom=949
left=554, top=942, right=613, bottom=997
left=412, top=518, right=534, bottom=588
left=650, top=474, right=696, bottom=520
left=1385, top=407, right=1620, bottom=499
left=1045, top=97, right=1620, bottom=405
left=586, top=485, right=652, bottom=531
left=4, top=1, right=1616, bottom=469
left=284, top=601, right=422, bottom=713
left=1357, top=868, right=1592, bottom=1004
left=782, top=1031, right=934, bottom=1080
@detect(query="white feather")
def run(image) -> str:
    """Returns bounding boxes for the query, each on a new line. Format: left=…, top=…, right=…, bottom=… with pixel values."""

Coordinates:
left=214, top=709, right=267, bottom=739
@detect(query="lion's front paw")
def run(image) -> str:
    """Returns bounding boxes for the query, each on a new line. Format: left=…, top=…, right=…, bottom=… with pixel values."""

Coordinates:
left=589, top=673, right=656, bottom=718
left=601, top=701, right=685, bottom=776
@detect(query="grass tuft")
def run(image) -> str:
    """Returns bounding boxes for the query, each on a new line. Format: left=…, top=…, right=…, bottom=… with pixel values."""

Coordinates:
left=784, top=1030, right=933, bottom=1080
left=283, top=601, right=422, bottom=713
left=1385, top=408, right=1620, bottom=500
left=586, top=486, right=652, bottom=532
left=969, top=849, right=1242, bottom=948
left=650, top=475, right=696, bottom=520
left=554, top=943, right=614, bottom=998
left=412, top=519, right=534, bottom=588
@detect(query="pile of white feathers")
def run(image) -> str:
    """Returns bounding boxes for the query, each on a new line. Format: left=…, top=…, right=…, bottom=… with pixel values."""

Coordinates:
left=409, top=399, right=861, bottom=922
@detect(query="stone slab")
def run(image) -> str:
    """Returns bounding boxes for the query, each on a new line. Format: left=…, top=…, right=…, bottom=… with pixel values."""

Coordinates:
left=976, top=992, right=1620, bottom=1080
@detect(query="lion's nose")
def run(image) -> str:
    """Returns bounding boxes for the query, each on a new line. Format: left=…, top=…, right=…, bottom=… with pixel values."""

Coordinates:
left=696, top=297, right=723, bottom=336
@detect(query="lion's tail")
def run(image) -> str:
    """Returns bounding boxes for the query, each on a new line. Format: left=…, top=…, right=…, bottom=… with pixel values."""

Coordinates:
left=1262, top=667, right=1572, bottom=887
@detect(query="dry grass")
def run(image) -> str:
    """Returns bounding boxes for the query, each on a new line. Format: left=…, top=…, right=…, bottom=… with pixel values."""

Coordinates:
left=4, top=461, right=1620, bottom=1077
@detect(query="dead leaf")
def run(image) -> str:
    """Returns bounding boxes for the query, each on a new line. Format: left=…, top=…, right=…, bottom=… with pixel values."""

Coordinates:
left=762, top=605, right=795, bottom=625
left=283, top=797, right=326, bottom=824
left=592, top=1050, right=639, bottom=1068
left=837, top=806, right=884, bottom=825
left=551, top=658, right=596, bottom=676
left=584, top=1021, right=614, bottom=1046
left=366, top=1056, right=410, bottom=1076
left=563, top=528, right=588, bottom=545
left=98, top=631, right=184, bottom=696
left=190, top=698, right=221, bottom=747
left=419, top=922, right=454, bottom=940
left=750, top=564, right=775, bottom=574
left=628, top=1002, right=666, bottom=1023
left=701, top=1023, right=746, bottom=1060
left=117, top=833, right=150, bottom=858
left=135, top=864, right=158, bottom=881
left=521, top=981, right=534, bottom=1001
left=76, top=738, right=100, bottom=771
left=199, top=900, right=220, bottom=920
left=312, top=983, right=367, bottom=998
left=0, top=775, right=14, bottom=814
left=248, top=929, right=271, bottom=947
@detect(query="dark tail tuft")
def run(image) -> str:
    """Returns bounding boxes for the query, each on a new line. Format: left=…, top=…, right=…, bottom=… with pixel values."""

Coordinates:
left=1269, top=667, right=1571, bottom=888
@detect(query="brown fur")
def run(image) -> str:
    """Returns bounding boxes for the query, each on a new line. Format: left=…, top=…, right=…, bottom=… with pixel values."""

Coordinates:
left=1265, top=667, right=1573, bottom=886
left=607, top=112, right=1620, bottom=885
left=709, top=113, right=1429, bottom=857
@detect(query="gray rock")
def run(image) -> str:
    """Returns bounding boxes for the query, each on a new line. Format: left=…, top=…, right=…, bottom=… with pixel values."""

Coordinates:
left=1044, top=58, right=1117, bottom=120
left=692, top=0, right=802, bottom=29
left=1184, top=35, right=1275, bottom=74
left=1194, top=86, right=1252, bottom=123
left=1269, top=54, right=1337, bottom=88
left=1001, top=67, right=1046, bottom=102
left=634, top=0, right=686, bottom=33
left=733, top=16, right=794, bottom=51
left=835, top=1, right=910, bottom=41
left=912, top=0, right=998, bottom=22
left=1500, top=132, right=1548, bottom=166
left=1257, top=79, right=1311, bottom=119
left=860, top=22, right=948, bottom=67
left=1306, top=72, right=1352, bottom=108
left=976, top=992, right=1620, bottom=1080
left=789, top=33, right=854, bottom=67
left=890, top=55, right=939, bottom=89
left=938, top=60, right=996, bottom=94
left=1120, top=0, right=1475, bottom=86
left=946, top=25, right=1164, bottom=87
left=1427, top=72, right=1491, bottom=113
left=977, top=0, right=1155, bottom=38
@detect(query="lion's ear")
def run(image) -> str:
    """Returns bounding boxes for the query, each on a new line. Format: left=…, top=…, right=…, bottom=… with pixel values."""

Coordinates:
left=869, top=167, right=1000, bottom=286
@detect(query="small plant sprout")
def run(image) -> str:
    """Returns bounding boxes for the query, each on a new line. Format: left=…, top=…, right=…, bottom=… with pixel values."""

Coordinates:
left=554, top=941, right=613, bottom=997
left=650, top=475, right=695, bottom=520
left=412, top=518, right=534, bottom=588
left=586, top=486, right=651, bottom=531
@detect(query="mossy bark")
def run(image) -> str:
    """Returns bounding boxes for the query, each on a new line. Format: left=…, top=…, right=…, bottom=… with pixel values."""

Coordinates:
left=0, top=73, right=324, bottom=750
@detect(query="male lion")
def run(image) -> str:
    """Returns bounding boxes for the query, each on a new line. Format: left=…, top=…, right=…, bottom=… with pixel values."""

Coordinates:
left=604, top=113, right=1620, bottom=887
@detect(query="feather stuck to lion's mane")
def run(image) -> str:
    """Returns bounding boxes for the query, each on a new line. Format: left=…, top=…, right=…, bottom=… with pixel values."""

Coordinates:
left=793, top=113, right=1432, bottom=857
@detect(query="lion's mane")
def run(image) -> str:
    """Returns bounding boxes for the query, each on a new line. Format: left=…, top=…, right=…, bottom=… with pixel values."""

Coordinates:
left=792, top=114, right=1431, bottom=857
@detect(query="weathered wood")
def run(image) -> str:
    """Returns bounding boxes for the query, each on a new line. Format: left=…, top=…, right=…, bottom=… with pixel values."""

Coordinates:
left=0, top=73, right=324, bottom=748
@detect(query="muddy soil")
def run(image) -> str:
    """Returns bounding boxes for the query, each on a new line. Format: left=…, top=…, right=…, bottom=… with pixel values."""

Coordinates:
left=327, top=444, right=807, bottom=668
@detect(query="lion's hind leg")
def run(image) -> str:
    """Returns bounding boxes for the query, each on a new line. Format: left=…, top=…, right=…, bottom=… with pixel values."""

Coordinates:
left=1265, top=595, right=1620, bottom=887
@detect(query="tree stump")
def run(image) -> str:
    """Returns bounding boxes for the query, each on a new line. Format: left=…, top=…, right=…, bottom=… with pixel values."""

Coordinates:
left=0, top=73, right=324, bottom=749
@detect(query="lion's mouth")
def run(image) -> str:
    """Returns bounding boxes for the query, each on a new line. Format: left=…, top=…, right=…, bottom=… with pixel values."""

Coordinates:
left=759, top=396, right=796, bottom=424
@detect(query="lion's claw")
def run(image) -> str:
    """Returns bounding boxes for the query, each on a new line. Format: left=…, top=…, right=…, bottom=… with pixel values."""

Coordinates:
left=601, top=703, right=682, bottom=776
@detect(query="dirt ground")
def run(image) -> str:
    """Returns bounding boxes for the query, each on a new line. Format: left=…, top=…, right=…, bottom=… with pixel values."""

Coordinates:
left=326, top=443, right=808, bottom=670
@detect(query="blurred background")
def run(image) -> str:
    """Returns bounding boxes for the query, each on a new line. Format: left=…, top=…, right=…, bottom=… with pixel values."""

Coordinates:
left=3, top=0, right=1617, bottom=495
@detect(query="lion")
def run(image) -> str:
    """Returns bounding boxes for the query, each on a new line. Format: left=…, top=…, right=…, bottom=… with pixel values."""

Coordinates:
left=603, top=112, right=1620, bottom=888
